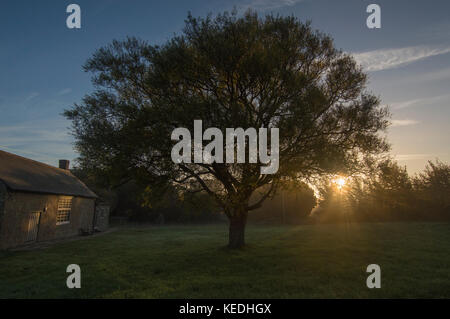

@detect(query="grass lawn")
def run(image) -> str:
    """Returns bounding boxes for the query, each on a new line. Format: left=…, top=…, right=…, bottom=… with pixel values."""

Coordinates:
left=1, top=222, right=449, bottom=298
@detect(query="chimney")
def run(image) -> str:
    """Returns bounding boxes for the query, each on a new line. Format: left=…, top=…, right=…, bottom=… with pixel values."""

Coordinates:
left=59, top=159, right=70, bottom=170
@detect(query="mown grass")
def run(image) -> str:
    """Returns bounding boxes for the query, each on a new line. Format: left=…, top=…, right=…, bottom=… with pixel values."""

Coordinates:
left=1, top=222, right=449, bottom=298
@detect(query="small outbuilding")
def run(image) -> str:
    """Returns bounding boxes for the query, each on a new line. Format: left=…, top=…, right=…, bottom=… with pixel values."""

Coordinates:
left=0, top=150, right=98, bottom=249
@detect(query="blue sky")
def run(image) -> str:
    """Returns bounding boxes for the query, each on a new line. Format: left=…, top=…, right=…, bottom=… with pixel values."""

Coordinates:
left=0, top=0, right=449, bottom=174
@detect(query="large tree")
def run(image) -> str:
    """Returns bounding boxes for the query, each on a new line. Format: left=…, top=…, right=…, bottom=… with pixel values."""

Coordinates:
left=65, top=11, right=389, bottom=248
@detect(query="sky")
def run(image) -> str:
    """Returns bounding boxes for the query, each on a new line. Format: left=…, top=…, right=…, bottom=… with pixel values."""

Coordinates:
left=0, top=0, right=449, bottom=174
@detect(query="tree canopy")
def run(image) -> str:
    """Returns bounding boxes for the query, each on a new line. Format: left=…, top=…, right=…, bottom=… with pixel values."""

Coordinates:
left=65, top=10, right=389, bottom=247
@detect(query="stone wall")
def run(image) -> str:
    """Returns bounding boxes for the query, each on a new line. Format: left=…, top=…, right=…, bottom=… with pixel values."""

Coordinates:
left=0, top=191, right=95, bottom=249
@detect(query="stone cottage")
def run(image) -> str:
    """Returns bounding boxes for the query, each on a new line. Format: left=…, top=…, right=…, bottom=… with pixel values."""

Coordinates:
left=0, top=150, right=98, bottom=249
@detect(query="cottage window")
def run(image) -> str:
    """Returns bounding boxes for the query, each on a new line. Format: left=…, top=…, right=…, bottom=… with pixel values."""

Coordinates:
left=57, top=196, right=72, bottom=225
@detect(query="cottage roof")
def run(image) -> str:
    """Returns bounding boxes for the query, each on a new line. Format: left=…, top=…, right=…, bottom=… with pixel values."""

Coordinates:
left=0, top=150, right=97, bottom=198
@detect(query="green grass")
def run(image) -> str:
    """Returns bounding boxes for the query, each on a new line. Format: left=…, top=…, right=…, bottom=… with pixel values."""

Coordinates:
left=1, top=222, right=449, bottom=298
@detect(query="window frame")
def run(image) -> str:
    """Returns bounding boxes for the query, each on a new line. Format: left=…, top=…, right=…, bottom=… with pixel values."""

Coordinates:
left=56, top=196, right=73, bottom=225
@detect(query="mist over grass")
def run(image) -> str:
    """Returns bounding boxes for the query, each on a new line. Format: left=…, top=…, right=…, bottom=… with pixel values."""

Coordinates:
left=1, top=222, right=449, bottom=298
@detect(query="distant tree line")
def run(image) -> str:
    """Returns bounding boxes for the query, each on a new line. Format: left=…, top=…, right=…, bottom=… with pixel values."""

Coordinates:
left=73, top=158, right=449, bottom=224
left=71, top=169, right=222, bottom=223
left=73, top=166, right=316, bottom=224
left=314, top=159, right=450, bottom=223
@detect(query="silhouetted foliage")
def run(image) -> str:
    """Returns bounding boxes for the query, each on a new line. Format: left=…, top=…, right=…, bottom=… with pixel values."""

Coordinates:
left=413, top=160, right=450, bottom=219
left=314, top=159, right=450, bottom=222
left=65, top=10, right=389, bottom=247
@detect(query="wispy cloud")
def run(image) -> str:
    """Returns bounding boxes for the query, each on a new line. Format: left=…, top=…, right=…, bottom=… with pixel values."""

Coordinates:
left=390, top=99, right=423, bottom=110
left=395, top=154, right=434, bottom=161
left=391, top=119, right=419, bottom=127
left=57, top=88, right=72, bottom=96
left=24, top=92, right=39, bottom=102
left=0, top=120, right=70, bottom=144
left=352, top=46, right=450, bottom=72
left=390, top=93, right=450, bottom=110
left=0, top=119, right=76, bottom=166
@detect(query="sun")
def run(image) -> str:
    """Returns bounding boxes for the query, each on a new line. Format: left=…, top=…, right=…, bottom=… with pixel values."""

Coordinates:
left=333, top=177, right=347, bottom=190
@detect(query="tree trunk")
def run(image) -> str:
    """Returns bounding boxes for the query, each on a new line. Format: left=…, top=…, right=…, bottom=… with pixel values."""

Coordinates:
left=228, top=208, right=248, bottom=249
